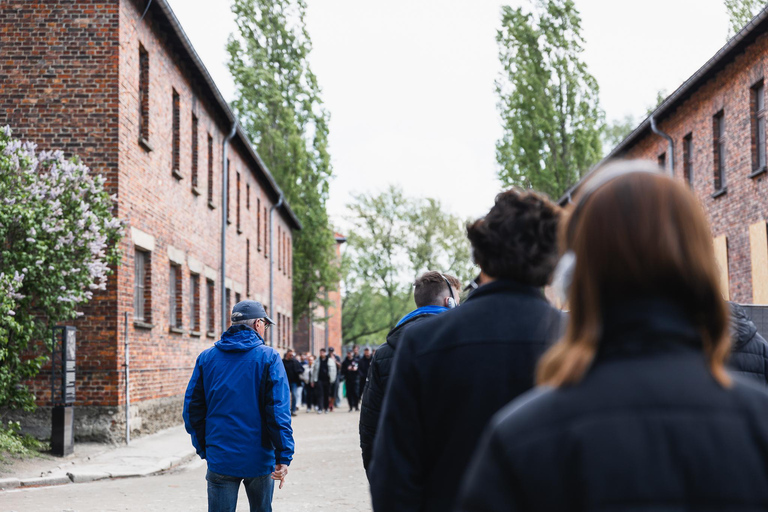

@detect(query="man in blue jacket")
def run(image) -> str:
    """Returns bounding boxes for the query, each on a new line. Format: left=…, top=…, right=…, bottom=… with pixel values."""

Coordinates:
left=183, top=300, right=294, bottom=512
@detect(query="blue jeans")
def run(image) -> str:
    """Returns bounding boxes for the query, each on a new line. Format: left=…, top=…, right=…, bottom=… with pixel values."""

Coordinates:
left=206, top=469, right=274, bottom=512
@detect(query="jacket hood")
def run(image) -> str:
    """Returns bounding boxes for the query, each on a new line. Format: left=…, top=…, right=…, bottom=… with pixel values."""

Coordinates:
left=215, top=324, right=265, bottom=352
left=729, top=302, right=757, bottom=349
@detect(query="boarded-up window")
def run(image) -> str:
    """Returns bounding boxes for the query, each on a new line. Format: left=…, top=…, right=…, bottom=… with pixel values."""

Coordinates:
left=683, top=133, right=693, bottom=188
left=172, top=89, right=180, bottom=177
left=750, top=221, right=768, bottom=303
left=207, top=278, right=215, bottom=333
left=713, top=235, right=730, bottom=300
left=191, top=114, right=199, bottom=191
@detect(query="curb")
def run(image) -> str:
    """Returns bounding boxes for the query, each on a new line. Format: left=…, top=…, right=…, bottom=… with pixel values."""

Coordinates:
left=0, top=478, right=20, bottom=490
left=19, top=475, right=71, bottom=488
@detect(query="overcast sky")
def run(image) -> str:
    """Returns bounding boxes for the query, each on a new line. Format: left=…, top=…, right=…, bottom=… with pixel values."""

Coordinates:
left=167, top=0, right=731, bottom=225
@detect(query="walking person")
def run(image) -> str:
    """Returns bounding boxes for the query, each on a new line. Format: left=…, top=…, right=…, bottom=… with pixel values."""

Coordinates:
left=368, top=189, right=564, bottom=512
left=282, top=349, right=304, bottom=417
left=300, top=354, right=313, bottom=411
left=358, top=347, right=372, bottom=388
left=183, top=300, right=293, bottom=512
left=311, top=348, right=336, bottom=413
left=341, top=349, right=361, bottom=411
left=328, top=347, right=342, bottom=410
left=359, top=271, right=461, bottom=475
left=456, top=161, right=768, bottom=511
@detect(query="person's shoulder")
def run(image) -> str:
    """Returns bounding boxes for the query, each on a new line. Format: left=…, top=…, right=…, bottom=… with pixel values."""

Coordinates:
left=486, top=386, right=573, bottom=446
left=730, top=373, right=768, bottom=405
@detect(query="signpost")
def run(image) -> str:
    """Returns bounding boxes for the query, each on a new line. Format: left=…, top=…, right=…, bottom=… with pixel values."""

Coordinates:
left=51, top=326, right=76, bottom=456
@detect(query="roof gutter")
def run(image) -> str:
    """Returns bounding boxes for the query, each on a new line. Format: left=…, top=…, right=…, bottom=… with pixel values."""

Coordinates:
left=650, top=115, right=674, bottom=176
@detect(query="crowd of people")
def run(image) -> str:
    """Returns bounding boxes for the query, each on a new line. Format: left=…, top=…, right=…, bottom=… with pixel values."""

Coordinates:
left=185, top=159, right=768, bottom=512
left=281, top=345, right=374, bottom=415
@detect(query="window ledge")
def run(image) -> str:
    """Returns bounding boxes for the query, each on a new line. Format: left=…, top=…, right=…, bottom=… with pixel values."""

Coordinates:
left=208, top=201, right=216, bottom=210
left=206, top=331, right=217, bottom=338
left=226, top=218, right=232, bottom=225
left=237, top=228, right=243, bottom=235
left=190, top=330, right=202, bottom=337
left=169, top=326, right=185, bottom=334
left=138, top=137, right=153, bottom=152
left=192, top=186, right=202, bottom=196
left=749, top=167, right=767, bottom=179
left=172, top=169, right=183, bottom=180
left=134, top=321, right=154, bottom=330
left=711, top=187, right=728, bottom=199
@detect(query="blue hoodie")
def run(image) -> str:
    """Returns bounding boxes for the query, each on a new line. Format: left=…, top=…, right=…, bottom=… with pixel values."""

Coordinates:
left=183, top=324, right=294, bottom=477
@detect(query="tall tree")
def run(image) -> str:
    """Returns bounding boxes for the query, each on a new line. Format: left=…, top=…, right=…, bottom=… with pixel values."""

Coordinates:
left=725, top=0, right=764, bottom=37
left=227, top=0, right=336, bottom=322
left=603, top=114, right=635, bottom=154
left=496, top=0, right=603, bottom=199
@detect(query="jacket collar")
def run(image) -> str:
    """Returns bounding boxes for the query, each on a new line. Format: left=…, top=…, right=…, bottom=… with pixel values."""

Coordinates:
left=395, top=306, right=448, bottom=327
left=465, top=278, right=546, bottom=303
left=215, top=324, right=265, bottom=352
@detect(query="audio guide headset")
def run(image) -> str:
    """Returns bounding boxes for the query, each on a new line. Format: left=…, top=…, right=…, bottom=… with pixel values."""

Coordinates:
left=551, top=161, right=663, bottom=305
left=440, top=273, right=457, bottom=309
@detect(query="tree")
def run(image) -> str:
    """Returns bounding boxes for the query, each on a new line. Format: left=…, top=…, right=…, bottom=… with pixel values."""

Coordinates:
left=496, top=0, right=603, bottom=200
left=726, top=0, right=763, bottom=37
left=0, top=127, right=122, bottom=412
left=227, top=0, right=337, bottom=322
left=603, top=114, right=636, bottom=154
left=341, top=187, right=476, bottom=346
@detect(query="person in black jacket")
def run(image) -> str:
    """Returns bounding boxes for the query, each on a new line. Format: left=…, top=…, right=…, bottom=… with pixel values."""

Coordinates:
left=359, top=271, right=462, bottom=475
left=728, top=301, right=768, bottom=385
left=368, top=189, right=564, bottom=512
left=456, top=161, right=768, bottom=512
left=281, top=349, right=304, bottom=417
left=358, top=347, right=372, bottom=386
left=341, top=350, right=361, bottom=411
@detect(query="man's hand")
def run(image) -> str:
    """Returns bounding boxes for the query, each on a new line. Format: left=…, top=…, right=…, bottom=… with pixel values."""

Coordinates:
left=271, top=464, right=289, bottom=489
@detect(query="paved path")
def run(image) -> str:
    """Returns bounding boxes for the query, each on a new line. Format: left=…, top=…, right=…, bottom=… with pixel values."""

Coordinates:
left=0, top=409, right=372, bottom=511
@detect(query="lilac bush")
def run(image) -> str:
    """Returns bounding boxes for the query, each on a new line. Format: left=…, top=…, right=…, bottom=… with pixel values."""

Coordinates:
left=0, top=126, right=123, bottom=411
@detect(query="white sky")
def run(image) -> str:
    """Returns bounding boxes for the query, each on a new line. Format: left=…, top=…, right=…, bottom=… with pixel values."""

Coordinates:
left=167, top=0, right=731, bottom=226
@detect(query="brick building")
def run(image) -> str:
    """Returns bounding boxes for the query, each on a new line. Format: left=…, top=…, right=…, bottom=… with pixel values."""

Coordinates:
left=293, top=234, right=346, bottom=355
left=1, top=0, right=300, bottom=441
left=562, top=7, right=768, bottom=305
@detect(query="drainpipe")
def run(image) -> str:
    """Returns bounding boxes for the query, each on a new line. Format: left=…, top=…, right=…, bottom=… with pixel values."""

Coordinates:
left=324, top=290, right=329, bottom=350
left=221, top=120, right=237, bottom=328
left=650, top=115, right=674, bottom=176
left=269, top=193, right=284, bottom=346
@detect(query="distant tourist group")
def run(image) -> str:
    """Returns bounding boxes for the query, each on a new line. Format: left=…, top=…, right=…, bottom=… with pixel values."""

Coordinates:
left=183, top=159, right=768, bottom=512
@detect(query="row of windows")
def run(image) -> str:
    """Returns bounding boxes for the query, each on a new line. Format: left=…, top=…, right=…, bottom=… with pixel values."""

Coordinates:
left=137, top=43, right=292, bottom=273
left=658, top=80, right=767, bottom=193
left=133, top=244, right=289, bottom=341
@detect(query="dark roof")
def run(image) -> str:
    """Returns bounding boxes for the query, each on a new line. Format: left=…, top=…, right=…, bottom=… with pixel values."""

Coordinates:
left=558, top=5, right=768, bottom=205
left=149, top=0, right=302, bottom=230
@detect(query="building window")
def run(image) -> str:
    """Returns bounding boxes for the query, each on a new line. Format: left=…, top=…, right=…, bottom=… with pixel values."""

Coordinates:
left=236, top=171, right=242, bottom=233
left=134, top=249, right=151, bottom=323
left=226, top=287, right=232, bottom=328
left=287, top=239, right=291, bottom=279
left=246, top=239, right=251, bottom=297
left=207, top=134, right=215, bottom=208
left=288, top=316, right=291, bottom=347
left=263, top=206, right=268, bottom=259
left=190, top=273, right=200, bottom=333
left=138, top=45, right=150, bottom=149
left=206, top=279, right=215, bottom=334
left=753, top=81, right=766, bottom=173
left=246, top=183, right=250, bottom=210
left=257, top=198, right=262, bottom=251
left=169, top=263, right=182, bottom=330
left=657, top=152, right=666, bottom=170
left=713, top=111, right=726, bottom=192
left=278, top=226, right=282, bottom=271
left=172, top=89, right=181, bottom=179
left=683, top=133, right=693, bottom=188
left=226, top=159, right=231, bottom=224
left=191, top=114, right=199, bottom=193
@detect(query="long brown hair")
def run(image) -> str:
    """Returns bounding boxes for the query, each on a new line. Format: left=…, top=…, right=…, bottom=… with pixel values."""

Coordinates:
left=537, top=160, right=731, bottom=387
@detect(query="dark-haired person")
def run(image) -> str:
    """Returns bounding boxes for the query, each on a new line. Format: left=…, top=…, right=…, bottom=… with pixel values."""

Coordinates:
left=359, top=271, right=461, bottom=477
left=341, top=349, right=360, bottom=412
left=456, top=161, right=768, bottom=512
left=369, top=191, right=564, bottom=512
left=311, top=348, right=336, bottom=414
left=728, top=301, right=768, bottom=385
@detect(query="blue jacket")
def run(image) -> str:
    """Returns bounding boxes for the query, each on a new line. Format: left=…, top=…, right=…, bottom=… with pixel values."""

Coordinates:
left=183, top=325, right=294, bottom=477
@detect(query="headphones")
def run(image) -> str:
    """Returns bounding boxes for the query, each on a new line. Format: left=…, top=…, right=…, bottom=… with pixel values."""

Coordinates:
left=440, top=273, right=457, bottom=309
left=552, top=161, right=663, bottom=305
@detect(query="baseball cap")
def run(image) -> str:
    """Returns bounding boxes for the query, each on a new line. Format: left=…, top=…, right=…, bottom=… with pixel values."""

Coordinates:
left=231, top=300, right=275, bottom=325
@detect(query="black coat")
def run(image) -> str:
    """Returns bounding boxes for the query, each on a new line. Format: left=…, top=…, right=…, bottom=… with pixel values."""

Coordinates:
left=456, top=302, right=768, bottom=512
left=368, top=280, right=564, bottom=512
left=358, top=354, right=372, bottom=384
left=282, top=357, right=304, bottom=385
left=359, top=314, right=434, bottom=473
left=728, top=301, right=768, bottom=385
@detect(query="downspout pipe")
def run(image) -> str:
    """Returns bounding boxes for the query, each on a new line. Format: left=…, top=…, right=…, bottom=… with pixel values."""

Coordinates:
left=650, top=115, right=674, bottom=176
left=221, top=120, right=237, bottom=329
left=269, top=193, right=284, bottom=346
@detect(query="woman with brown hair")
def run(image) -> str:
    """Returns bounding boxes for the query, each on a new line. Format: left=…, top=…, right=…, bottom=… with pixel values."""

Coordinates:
left=456, top=161, right=768, bottom=511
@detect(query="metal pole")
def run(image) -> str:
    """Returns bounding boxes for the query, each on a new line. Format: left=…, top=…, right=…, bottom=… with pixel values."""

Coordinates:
left=221, top=121, right=238, bottom=329
left=269, top=193, right=284, bottom=346
left=124, top=311, right=130, bottom=445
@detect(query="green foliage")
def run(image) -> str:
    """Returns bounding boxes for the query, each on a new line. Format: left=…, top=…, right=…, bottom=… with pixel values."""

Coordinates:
left=603, top=114, right=636, bottom=155
left=725, top=0, right=763, bottom=37
left=496, top=0, right=603, bottom=199
left=0, top=127, right=123, bottom=411
left=227, top=0, right=337, bottom=322
left=0, top=421, right=48, bottom=460
left=342, top=186, right=476, bottom=346
left=645, top=89, right=668, bottom=116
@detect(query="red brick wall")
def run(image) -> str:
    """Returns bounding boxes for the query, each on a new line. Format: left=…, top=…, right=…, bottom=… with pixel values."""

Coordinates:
left=619, top=31, right=768, bottom=304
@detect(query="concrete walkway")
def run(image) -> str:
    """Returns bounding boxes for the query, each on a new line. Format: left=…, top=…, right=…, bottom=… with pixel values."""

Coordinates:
left=0, top=426, right=196, bottom=490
